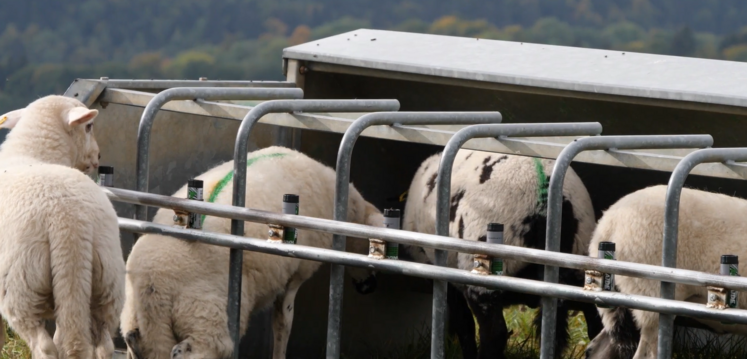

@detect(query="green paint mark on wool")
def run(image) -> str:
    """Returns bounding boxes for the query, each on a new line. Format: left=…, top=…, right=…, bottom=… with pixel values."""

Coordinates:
left=533, top=158, right=549, bottom=215
left=200, top=153, right=288, bottom=224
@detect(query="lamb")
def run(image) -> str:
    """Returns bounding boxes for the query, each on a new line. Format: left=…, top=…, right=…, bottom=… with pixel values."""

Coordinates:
left=401, top=149, right=603, bottom=359
left=0, top=95, right=125, bottom=359
left=121, top=146, right=384, bottom=359
left=584, top=185, right=747, bottom=359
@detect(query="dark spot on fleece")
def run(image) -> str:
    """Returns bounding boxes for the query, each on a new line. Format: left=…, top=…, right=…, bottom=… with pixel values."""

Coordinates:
left=517, top=196, right=577, bottom=255
left=146, top=284, right=155, bottom=295
left=450, top=189, right=466, bottom=222
left=424, top=173, right=438, bottom=202
left=606, top=305, right=641, bottom=358
left=477, top=235, right=487, bottom=242
left=479, top=155, right=508, bottom=184
left=465, top=152, right=473, bottom=160
left=458, top=216, right=465, bottom=238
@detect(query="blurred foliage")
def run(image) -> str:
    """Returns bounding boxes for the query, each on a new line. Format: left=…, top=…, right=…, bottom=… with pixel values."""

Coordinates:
left=4, top=1, right=747, bottom=110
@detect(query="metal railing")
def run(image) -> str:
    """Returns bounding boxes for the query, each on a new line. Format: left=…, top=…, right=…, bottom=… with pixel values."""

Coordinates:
left=94, top=82, right=747, bottom=359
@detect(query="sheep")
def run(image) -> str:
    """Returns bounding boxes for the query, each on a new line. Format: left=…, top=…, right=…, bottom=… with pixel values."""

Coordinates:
left=585, top=185, right=747, bottom=359
left=121, top=146, right=384, bottom=359
left=401, top=149, right=603, bottom=359
left=0, top=95, right=125, bottom=359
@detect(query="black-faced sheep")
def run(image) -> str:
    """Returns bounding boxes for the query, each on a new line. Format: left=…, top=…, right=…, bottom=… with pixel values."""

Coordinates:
left=585, top=185, right=747, bottom=359
left=401, top=149, right=602, bottom=359
left=0, top=95, right=124, bottom=359
left=121, top=146, right=383, bottom=359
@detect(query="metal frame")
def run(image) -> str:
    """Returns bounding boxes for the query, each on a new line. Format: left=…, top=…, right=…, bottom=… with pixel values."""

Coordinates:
left=119, top=216, right=747, bottom=324
left=94, top=88, right=747, bottom=181
left=62, top=78, right=747, bottom=359
left=329, top=112, right=504, bottom=359
left=135, top=87, right=304, bottom=224
left=658, top=148, right=747, bottom=359
left=540, top=135, right=715, bottom=359
left=433, top=122, right=603, bottom=358
left=103, top=186, right=747, bottom=294
left=229, top=99, right=400, bottom=359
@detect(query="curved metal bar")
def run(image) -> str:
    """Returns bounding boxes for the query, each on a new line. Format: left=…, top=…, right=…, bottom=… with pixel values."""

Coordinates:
left=135, top=87, right=304, bottom=223
left=540, top=134, right=714, bottom=359
left=657, top=148, right=747, bottom=359
left=331, top=112, right=502, bottom=359
left=230, top=99, right=400, bottom=359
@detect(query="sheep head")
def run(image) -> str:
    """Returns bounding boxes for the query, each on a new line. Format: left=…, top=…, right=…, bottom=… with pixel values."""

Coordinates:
left=0, top=95, right=101, bottom=174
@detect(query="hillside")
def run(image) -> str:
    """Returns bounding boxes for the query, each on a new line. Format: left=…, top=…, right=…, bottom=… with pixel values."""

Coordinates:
left=3, top=0, right=747, bottom=110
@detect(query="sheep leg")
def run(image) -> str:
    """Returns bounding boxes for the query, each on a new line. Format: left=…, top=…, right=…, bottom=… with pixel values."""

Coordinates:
left=1, top=249, right=57, bottom=359
left=446, top=284, right=477, bottom=359
left=465, top=286, right=507, bottom=359
left=90, top=251, right=122, bottom=359
left=90, top=310, right=114, bottom=359
left=632, top=310, right=658, bottom=359
left=271, top=275, right=305, bottom=359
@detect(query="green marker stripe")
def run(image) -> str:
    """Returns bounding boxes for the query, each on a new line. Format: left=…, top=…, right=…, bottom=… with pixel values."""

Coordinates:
left=200, top=153, right=287, bottom=224
left=533, top=158, right=549, bottom=212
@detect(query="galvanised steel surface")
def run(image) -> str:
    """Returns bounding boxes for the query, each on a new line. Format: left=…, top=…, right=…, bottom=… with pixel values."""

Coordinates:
left=230, top=99, right=400, bottom=359
left=135, top=87, right=304, bottom=225
left=657, top=148, right=747, bottom=359
left=540, top=135, right=714, bottom=359
left=116, top=217, right=747, bottom=327
left=283, top=29, right=747, bottom=115
left=329, top=112, right=502, bottom=359
left=102, top=186, right=747, bottom=293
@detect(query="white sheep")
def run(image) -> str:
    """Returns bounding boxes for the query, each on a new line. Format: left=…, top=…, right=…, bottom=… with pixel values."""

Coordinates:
left=0, top=95, right=124, bottom=359
left=401, top=149, right=600, bottom=358
left=585, top=185, right=747, bottom=359
left=120, top=146, right=384, bottom=359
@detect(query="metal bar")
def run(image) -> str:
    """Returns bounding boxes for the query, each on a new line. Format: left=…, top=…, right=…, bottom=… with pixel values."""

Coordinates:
left=231, top=100, right=400, bottom=359
left=104, top=186, right=747, bottom=291
left=434, top=123, right=602, bottom=357
left=135, top=87, right=304, bottom=224
left=330, top=112, right=502, bottom=359
left=105, top=79, right=297, bottom=89
left=118, top=217, right=747, bottom=326
left=101, top=88, right=747, bottom=181
left=657, top=148, right=747, bottom=359
left=540, top=134, right=714, bottom=359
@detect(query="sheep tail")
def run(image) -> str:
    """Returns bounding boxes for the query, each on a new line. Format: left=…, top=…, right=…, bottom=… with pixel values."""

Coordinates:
left=49, top=216, right=94, bottom=357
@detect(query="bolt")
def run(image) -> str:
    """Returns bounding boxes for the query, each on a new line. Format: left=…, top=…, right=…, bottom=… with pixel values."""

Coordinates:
left=199, top=77, right=208, bottom=81
left=299, top=66, right=308, bottom=75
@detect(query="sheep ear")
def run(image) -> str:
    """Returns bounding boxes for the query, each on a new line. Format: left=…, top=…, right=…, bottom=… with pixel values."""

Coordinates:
left=67, top=107, right=99, bottom=127
left=0, top=109, right=24, bottom=129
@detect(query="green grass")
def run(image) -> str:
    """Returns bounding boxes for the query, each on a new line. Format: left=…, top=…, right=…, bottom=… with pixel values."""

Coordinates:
left=2, top=321, right=31, bottom=359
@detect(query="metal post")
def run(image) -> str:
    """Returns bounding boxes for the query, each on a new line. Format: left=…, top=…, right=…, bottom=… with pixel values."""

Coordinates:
left=330, top=112, right=502, bottom=359
left=658, top=148, right=747, bottom=359
left=540, top=134, right=713, bottom=359
left=434, top=122, right=602, bottom=357
left=231, top=100, right=400, bottom=359
left=135, top=87, right=304, bottom=224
